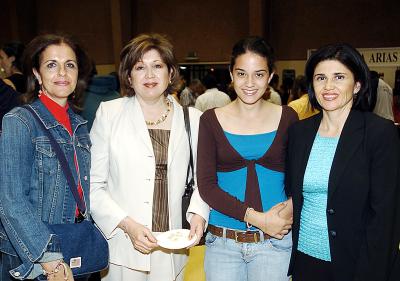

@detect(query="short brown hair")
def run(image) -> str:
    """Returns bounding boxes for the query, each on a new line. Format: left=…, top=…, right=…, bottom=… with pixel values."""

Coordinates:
left=119, top=33, right=179, bottom=97
left=22, top=34, right=92, bottom=109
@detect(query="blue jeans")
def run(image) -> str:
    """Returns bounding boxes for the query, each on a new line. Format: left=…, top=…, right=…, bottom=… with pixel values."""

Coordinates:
left=204, top=230, right=292, bottom=281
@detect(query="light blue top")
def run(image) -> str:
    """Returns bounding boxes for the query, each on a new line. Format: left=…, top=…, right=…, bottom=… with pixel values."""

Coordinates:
left=298, top=133, right=339, bottom=261
left=209, top=131, right=287, bottom=231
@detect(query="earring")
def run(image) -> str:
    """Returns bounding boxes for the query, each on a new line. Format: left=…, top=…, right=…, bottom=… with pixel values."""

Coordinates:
left=38, top=85, right=47, bottom=97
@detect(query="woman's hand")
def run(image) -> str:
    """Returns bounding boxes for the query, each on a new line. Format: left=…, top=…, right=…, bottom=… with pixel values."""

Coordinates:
left=246, top=202, right=293, bottom=239
left=41, top=260, right=74, bottom=281
left=188, top=214, right=206, bottom=247
left=265, top=202, right=293, bottom=239
left=119, top=217, right=158, bottom=254
left=278, top=198, right=293, bottom=221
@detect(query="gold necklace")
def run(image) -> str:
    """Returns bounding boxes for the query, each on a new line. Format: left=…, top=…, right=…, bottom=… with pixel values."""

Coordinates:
left=145, top=98, right=172, bottom=126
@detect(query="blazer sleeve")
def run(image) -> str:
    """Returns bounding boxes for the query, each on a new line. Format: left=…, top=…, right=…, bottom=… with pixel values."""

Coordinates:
left=90, top=102, right=128, bottom=238
left=356, top=120, right=400, bottom=280
left=186, top=108, right=210, bottom=227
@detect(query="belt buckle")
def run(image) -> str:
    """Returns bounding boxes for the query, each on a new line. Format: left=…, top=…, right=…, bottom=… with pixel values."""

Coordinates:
left=253, top=232, right=259, bottom=243
left=234, top=231, right=240, bottom=243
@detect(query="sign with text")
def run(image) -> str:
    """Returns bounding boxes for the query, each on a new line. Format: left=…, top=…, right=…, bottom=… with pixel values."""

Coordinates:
left=359, top=48, right=400, bottom=67
left=308, top=47, right=400, bottom=67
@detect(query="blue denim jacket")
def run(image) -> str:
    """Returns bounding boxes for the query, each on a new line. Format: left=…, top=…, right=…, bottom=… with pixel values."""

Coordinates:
left=0, top=99, right=91, bottom=279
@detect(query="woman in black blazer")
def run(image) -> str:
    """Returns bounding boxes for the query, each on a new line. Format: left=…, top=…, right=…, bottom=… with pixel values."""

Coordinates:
left=286, top=43, right=400, bottom=281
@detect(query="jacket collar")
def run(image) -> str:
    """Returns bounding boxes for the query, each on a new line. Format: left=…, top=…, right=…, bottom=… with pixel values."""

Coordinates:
left=29, top=99, right=87, bottom=134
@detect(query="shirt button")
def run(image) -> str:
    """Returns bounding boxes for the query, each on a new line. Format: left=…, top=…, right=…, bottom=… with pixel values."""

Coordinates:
left=84, top=176, right=88, bottom=181
left=14, top=272, right=21, bottom=277
left=330, top=230, right=337, bottom=237
left=327, top=208, right=335, bottom=215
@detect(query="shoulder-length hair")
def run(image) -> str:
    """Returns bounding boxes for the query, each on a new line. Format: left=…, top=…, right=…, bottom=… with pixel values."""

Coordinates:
left=21, top=34, right=92, bottom=109
left=305, top=43, right=371, bottom=111
left=119, top=33, right=179, bottom=97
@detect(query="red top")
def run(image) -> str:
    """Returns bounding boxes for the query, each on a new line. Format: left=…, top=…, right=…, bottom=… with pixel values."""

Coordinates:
left=39, top=94, right=84, bottom=217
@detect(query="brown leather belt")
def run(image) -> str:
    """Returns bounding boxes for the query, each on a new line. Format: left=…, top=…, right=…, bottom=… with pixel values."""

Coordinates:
left=208, top=225, right=270, bottom=243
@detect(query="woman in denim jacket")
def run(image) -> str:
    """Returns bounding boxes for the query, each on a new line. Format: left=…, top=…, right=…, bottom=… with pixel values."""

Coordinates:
left=0, top=34, right=92, bottom=281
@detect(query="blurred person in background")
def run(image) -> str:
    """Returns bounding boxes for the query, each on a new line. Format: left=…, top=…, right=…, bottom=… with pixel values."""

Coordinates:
left=370, top=71, right=394, bottom=121
left=81, top=64, right=120, bottom=130
left=194, top=74, right=230, bottom=112
left=180, top=79, right=206, bottom=107
left=288, top=75, right=319, bottom=120
left=0, top=42, right=26, bottom=93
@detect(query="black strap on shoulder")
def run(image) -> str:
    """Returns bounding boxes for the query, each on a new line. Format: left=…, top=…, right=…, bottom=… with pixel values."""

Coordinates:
left=24, top=106, right=86, bottom=215
left=183, top=106, right=194, bottom=190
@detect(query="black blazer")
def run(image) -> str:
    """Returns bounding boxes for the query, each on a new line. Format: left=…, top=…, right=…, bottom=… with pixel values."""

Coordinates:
left=286, top=110, right=400, bottom=281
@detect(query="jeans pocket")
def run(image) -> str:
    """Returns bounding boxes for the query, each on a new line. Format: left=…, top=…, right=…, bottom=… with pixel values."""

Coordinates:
left=268, top=232, right=292, bottom=252
left=205, top=232, right=218, bottom=247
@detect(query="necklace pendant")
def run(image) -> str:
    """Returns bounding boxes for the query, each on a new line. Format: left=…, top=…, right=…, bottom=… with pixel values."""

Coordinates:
left=145, top=98, right=172, bottom=126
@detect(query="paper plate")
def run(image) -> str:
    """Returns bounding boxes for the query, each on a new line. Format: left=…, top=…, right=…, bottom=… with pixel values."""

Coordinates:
left=157, top=229, right=197, bottom=249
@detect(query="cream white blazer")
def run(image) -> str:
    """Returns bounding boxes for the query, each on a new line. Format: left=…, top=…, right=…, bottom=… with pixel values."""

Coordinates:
left=90, top=96, right=209, bottom=276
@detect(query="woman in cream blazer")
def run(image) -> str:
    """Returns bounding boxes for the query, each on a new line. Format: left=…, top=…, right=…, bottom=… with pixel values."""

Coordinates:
left=90, top=34, right=209, bottom=281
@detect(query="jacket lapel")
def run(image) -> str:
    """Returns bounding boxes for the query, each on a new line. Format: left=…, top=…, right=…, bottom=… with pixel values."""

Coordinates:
left=128, top=97, right=154, bottom=153
left=328, top=110, right=364, bottom=201
left=294, top=113, right=321, bottom=200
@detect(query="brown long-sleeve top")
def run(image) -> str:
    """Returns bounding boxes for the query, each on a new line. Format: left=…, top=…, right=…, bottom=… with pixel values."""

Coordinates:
left=197, top=106, right=298, bottom=221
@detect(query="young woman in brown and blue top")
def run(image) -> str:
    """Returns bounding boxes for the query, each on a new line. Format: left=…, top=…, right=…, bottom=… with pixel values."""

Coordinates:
left=197, top=36, right=298, bottom=281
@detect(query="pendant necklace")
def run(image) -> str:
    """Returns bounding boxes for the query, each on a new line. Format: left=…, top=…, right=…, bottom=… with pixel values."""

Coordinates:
left=145, top=98, right=172, bottom=126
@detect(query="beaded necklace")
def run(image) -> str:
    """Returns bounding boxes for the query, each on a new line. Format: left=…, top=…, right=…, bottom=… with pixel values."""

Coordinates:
left=145, top=98, right=172, bottom=126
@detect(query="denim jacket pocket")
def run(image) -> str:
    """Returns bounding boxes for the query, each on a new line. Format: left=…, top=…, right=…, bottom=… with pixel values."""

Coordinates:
left=0, top=228, right=18, bottom=256
left=76, top=135, right=91, bottom=152
left=35, top=140, right=58, bottom=175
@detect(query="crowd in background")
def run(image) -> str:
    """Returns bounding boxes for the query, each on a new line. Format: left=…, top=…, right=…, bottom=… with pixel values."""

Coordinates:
left=1, top=40, right=400, bottom=130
